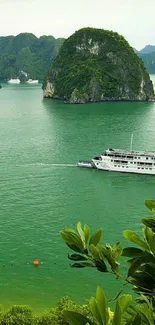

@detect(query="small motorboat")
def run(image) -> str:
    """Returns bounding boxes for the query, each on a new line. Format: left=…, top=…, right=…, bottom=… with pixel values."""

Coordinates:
left=26, top=79, right=38, bottom=84
left=8, top=78, right=20, bottom=84
left=77, top=160, right=93, bottom=168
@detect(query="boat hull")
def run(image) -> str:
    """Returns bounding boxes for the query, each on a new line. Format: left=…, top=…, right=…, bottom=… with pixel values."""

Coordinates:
left=92, top=159, right=155, bottom=175
left=26, top=79, right=38, bottom=84
left=8, top=79, right=20, bottom=84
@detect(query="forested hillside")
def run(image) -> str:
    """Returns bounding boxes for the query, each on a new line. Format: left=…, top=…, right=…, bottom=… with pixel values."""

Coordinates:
left=43, top=28, right=154, bottom=103
left=0, top=33, right=64, bottom=81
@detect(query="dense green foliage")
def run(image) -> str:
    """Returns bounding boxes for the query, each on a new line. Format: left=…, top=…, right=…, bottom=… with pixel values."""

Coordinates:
left=44, top=27, right=154, bottom=102
left=60, top=199, right=155, bottom=324
left=0, top=33, right=64, bottom=81
left=0, top=297, right=92, bottom=325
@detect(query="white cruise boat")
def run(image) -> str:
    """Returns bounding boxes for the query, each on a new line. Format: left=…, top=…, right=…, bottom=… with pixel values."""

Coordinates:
left=26, top=79, right=38, bottom=84
left=8, top=78, right=20, bottom=84
left=92, top=148, right=155, bottom=175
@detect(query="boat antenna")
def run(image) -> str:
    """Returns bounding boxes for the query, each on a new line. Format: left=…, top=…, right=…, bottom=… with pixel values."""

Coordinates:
left=130, top=133, right=134, bottom=151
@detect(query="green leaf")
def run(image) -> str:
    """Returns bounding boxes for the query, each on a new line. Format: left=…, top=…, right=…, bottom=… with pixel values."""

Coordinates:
left=89, top=245, right=107, bottom=272
left=68, top=254, right=88, bottom=261
left=96, top=286, right=108, bottom=325
left=112, top=299, right=121, bottom=325
left=145, top=199, right=155, bottom=212
left=112, top=242, right=122, bottom=259
left=127, top=258, right=142, bottom=277
left=90, top=297, right=103, bottom=325
left=84, top=224, right=90, bottom=244
left=66, top=243, right=84, bottom=253
left=123, top=230, right=149, bottom=250
left=112, top=295, right=132, bottom=325
left=142, top=218, right=155, bottom=231
left=64, top=310, right=94, bottom=325
left=136, top=302, right=154, bottom=325
left=149, top=234, right=155, bottom=254
left=99, top=246, right=119, bottom=272
left=143, top=226, right=153, bottom=244
left=89, top=244, right=100, bottom=260
left=77, top=222, right=85, bottom=243
left=118, top=295, right=132, bottom=314
left=61, top=228, right=77, bottom=233
left=89, top=229, right=102, bottom=247
left=122, top=247, right=143, bottom=257
left=71, top=262, right=94, bottom=268
left=94, top=260, right=108, bottom=272
left=60, top=231, right=84, bottom=252
left=130, top=314, right=142, bottom=325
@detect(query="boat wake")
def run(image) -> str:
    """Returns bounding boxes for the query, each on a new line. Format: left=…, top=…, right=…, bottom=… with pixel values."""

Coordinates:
left=16, top=163, right=77, bottom=167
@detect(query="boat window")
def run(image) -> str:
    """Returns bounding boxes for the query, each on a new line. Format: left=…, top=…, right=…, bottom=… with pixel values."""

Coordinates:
left=130, top=162, right=133, bottom=164
left=146, top=157, right=148, bottom=160
left=149, top=168, right=152, bottom=170
left=94, top=156, right=101, bottom=160
left=138, top=167, right=140, bottom=169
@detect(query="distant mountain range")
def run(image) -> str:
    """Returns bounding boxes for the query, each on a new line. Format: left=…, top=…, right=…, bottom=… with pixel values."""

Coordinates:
left=0, top=32, right=154, bottom=82
left=0, top=33, right=64, bottom=81
left=134, top=45, right=155, bottom=74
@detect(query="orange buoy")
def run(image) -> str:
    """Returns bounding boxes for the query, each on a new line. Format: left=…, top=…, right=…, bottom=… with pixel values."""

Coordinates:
left=33, top=259, right=39, bottom=266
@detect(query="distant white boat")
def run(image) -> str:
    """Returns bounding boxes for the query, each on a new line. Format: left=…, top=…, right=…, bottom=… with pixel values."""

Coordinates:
left=26, top=79, right=38, bottom=84
left=8, top=78, right=20, bottom=84
left=77, top=160, right=93, bottom=168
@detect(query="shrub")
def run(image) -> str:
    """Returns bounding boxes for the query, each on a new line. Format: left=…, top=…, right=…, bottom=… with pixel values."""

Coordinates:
left=60, top=199, right=155, bottom=325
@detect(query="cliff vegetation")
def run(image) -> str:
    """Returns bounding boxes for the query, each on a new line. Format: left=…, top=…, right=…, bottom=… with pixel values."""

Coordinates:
left=0, top=33, right=64, bottom=81
left=43, top=27, right=154, bottom=103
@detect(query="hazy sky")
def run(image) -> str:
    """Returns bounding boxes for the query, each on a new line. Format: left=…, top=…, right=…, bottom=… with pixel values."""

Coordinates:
left=1, top=0, right=155, bottom=50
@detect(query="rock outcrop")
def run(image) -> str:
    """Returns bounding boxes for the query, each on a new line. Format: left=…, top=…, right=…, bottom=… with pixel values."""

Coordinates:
left=43, top=27, right=154, bottom=103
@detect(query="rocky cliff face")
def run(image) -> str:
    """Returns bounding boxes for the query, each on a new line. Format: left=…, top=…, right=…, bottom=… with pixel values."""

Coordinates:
left=43, top=27, right=154, bottom=103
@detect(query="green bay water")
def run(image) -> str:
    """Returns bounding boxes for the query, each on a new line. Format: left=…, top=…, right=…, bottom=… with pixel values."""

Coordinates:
left=0, top=80, right=155, bottom=313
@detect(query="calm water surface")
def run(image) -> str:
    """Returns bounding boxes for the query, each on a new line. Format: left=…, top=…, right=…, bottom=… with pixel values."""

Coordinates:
left=0, top=79, right=155, bottom=313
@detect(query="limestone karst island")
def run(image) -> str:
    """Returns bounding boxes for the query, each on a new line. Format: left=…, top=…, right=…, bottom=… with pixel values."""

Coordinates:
left=43, top=27, right=154, bottom=103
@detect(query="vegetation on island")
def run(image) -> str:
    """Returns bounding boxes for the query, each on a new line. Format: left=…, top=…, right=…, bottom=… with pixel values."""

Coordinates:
left=60, top=198, right=155, bottom=325
left=43, top=27, right=154, bottom=103
left=0, top=31, right=155, bottom=83
left=0, top=298, right=92, bottom=325
left=0, top=33, right=64, bottom=81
